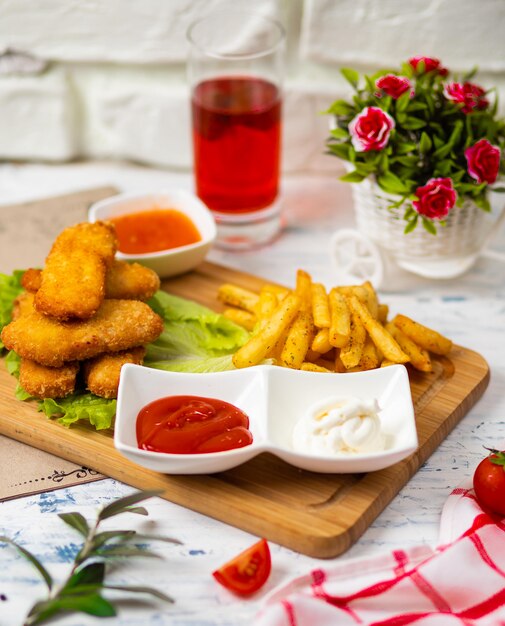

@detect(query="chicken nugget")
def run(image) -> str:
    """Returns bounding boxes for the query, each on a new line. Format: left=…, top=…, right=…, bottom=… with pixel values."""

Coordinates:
left=21, top=268, right=42, bottom=293
left=105, top=261, right=160, bottom=301
left=1, top=299, right=163, bottom=367
left=21, top=260, right=160, bottom=302
left=19, top=359, right=79, bottom=399
left=34, top=221, right=117, bottom=321
left=82, top=347, right=146, bottom=399
left=12, top=292, right=35, bottom=320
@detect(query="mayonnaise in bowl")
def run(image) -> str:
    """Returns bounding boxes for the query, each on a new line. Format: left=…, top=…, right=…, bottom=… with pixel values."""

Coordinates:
left=292, top=396, right=385, bottom=456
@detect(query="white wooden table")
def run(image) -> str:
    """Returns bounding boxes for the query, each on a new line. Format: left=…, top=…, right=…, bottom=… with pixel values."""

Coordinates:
left=1, top=161, right=504, bottom=626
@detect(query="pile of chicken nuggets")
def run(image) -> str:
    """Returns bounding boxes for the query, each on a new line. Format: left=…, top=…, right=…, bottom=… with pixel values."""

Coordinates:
left=1, top=221, right=164, bottom=400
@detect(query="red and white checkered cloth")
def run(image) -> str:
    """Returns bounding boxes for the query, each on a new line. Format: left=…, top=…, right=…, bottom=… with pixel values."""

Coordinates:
left=255, top=479, right=505, bottom=625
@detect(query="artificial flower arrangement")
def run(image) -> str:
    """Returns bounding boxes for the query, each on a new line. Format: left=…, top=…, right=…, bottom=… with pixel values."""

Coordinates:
left=326, top=56, right=505, bottom=233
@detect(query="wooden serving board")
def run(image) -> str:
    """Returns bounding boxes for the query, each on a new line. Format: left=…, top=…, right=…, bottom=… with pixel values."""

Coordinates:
left=0, top=261, right=490, bottom=558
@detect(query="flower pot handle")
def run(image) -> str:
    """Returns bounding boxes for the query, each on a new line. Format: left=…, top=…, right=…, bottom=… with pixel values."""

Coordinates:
left=329, top=229, right=384, bottom=288
left=480, top=202, right=505, bottom=263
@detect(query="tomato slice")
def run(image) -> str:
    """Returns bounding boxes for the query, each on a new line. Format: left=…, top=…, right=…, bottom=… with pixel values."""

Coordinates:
left=212, top=538, right=271, bottom=595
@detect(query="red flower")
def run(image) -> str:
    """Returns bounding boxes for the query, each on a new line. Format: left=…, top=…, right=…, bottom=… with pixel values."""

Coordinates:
left=465, top=139, right=501, bottom=184
left=348, top=107, right=395, bottom=152
left=409, top=56, right=448, bottom=76
left=413, top=178, right=457, bottom=220
left=444, top=82, right=489, bottom=114
left=375, top=75, right=413, bottom=99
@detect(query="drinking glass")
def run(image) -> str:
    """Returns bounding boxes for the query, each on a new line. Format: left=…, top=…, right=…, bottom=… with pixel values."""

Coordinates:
left=187, top=9, right=285, bottom=249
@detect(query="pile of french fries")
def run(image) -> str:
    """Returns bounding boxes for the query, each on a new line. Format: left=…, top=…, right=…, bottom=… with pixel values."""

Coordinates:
left=217, top=270, right=453, bottom=374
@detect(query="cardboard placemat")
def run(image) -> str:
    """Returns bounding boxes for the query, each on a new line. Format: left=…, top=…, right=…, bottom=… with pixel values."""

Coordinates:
left=0, top=186, right=118, bottom=501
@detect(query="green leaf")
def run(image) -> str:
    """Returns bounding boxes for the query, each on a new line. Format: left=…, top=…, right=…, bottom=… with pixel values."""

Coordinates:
left=419, top=131, right=432, bottom=153
left=98, top=490, right=162, bottom=521
left=341, top=67, right=360, bottom=89
left=325, top=100, right=355, bottom=116
left=92, top=530, right=137, bottom=550
left=433, top=143, right=453, bottom=159
left=0, top=270, right=25, bottom=347
left=404, top=216, right=419, bottom=234
left=377, top=171, right=408, bottom=194
left=421, top=217, right=437, bottom=235
left=58, top=512, right=90, bottom=537
left=54, top=593, right=116, bottom=617
left=65, top=563, right=106, bottom=591
left=395, top=91, right=411, bottom=113
left=400, top=117, right=427, bottom=130
left=96, top=546, right=161, bottom=559
left=104, top=584, right=174, bottom=604
left=491, top=186, right=505, bottom=192
left=329, top=127, right=349, bottom=140
left=0, top=535, right=53, bottom=591
left=39, top=394, right=117, bottom=430
left=327, top=142, right=351, bottom=160
left=339, top=170, right=367, bottom=183
left=474, top=195, right=492, bottom=212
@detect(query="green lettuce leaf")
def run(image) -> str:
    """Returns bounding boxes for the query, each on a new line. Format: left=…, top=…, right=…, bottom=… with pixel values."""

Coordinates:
left=145, top=291, right=250, bottom=370
left=39, top=394, right=117, bottom=430
left=4, top=350, right=33, bottom=400
left=0, top=271, right=25, bottom=349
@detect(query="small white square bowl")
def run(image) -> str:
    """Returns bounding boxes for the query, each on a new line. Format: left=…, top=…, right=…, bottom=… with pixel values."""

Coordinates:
left=114, top=364, right=417, bottom=475
left=88, top=189, right=216, bottom=278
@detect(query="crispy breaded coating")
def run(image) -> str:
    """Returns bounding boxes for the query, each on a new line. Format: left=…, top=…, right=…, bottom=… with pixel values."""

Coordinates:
left=1, top=299, right=163, bottom=367
left=21, top=260, right=160, bottom=301
left=19, top=359, right=79, bottom=399
left=12, top=292, right=35, bottom=320
left=105, top=261, right=160, bottom=301
left=82, top=347, right=146, bottom=399
left=34, top=221, right=117, bottom=321
left=21, top=268, right=42, bottom=293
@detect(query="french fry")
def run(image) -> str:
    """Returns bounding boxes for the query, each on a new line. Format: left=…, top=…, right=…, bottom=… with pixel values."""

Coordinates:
left=335, top=351, right=348, bottom=373
left=386, top=322, right=432, bottom=372
left=348, top=295, right=409, bottom=363
left=392, top=314, right=453, bottom=356
left=311, top=283, right=331, bottom=328
left=311, top=327, right=333, bottom=354
left=380, top=359, right=396, bottom=367
left=377, top=303, right=389, bottom=324
left=358, top=335, right=380, bottom=370
left=217, top=284, right=259, bottom=313
left=232, top=293, right=301, bottom=368
left=361, top=281, right=379, bottom=319
left=223, top=308, right=257, bottom=331
left=328, top=288, right=351, bottom=348
left=261, top=283, right=290, bottom=302
left=301, top=362, right=332, bottom=373
left=339, top=307, right=366, bottom=369
left=254, top=290, right=278, bottom=320
left=279, top=310, right=313, bottom=369
left=295, top=269, right=312, bottom=312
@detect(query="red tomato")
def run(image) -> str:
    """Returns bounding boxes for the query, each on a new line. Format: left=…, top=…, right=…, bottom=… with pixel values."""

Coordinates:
left=473, top=448, right=505, bottom=517
left=212, top=539, right=271, bottom=595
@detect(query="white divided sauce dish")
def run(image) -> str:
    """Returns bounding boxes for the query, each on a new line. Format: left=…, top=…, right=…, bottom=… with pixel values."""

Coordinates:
left=115, top=364, right=417, bottom=475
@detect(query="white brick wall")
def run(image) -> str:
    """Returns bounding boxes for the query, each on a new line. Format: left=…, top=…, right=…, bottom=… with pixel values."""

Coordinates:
left=0, top=0, right=503, bottom=173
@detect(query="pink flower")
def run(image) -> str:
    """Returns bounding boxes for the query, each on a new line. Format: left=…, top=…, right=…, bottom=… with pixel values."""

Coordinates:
left=465, top=139, right=501, bottom=184
left=375, top=75, right=413, bottom=99
left=444, top=82, right=489, bottom=114
left=409, top=56, right=448, bottom=76
left=413, top=178, right=457, bottom=220
left=348, top=107, right=395, bottom=152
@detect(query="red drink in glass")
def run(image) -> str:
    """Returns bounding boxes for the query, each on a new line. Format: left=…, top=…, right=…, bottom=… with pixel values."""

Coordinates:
left=192, top=76, right=281, bottom=214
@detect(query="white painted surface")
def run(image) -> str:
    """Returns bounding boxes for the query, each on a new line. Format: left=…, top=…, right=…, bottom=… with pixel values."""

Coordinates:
left=1, top=1, right=504, bottom=169
left=0, top=161, right=504, bottom=624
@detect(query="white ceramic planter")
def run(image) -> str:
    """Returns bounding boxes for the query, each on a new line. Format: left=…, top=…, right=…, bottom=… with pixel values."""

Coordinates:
left=350, top=177, right=497, bottom=279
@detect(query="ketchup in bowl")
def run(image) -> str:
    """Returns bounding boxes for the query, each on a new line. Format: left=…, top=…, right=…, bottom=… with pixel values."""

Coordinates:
left=136, top=395, right=253, bottom=454
left=110, top=208, right=201, bottom=254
